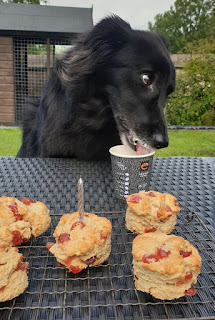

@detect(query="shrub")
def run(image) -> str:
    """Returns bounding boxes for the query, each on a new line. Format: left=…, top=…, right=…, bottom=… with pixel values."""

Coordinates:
left=166, top=39, right=215, bottom=126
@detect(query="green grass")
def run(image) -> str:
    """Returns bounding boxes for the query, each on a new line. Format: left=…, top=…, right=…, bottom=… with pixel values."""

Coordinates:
left=0, top=128, right=22, bottom=156
left=154, top=130, right=215, bottom=157
left=0, top=128, right=214, bottom=157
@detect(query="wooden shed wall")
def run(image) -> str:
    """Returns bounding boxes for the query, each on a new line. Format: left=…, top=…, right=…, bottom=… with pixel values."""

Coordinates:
left=0, top=37, right=14, bottom=123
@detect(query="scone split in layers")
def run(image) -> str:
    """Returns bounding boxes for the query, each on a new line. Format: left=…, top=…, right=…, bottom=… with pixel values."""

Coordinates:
left=0, top=196, right=51, bottom=246
left=46, top=211, right=112, bottom=273
left=132, top=232, right=202, bottom=300
left=0, top=243, right=28, bottom=302
left=126, top=191, right=180, bottom=234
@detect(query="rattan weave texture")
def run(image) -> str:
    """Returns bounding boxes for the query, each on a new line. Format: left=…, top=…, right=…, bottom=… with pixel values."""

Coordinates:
left=0, top=157, right=214, bottom=320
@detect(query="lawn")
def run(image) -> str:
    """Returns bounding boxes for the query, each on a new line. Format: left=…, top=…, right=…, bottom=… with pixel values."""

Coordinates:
left=0, top=128, right=214, bottom=157
left=155, top=130, right=215, bottom=157
left=0, top=128, right=22, bottom=156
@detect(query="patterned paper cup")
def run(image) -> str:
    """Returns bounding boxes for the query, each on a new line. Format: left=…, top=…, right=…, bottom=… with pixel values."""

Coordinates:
left=109, top=145, right=154, bottom=201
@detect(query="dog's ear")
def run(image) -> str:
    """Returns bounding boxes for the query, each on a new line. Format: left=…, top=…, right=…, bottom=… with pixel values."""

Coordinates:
left=57, top=15, right=131, bottom=85
left=85, top=15, right=131, bottom=59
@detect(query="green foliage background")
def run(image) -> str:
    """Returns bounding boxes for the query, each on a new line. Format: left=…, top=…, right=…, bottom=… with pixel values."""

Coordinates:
left=148, top=0, right=215, bottom=54
left=149, top=0, right=215, bottom=126
left=166, top=39, right=215, bottom=126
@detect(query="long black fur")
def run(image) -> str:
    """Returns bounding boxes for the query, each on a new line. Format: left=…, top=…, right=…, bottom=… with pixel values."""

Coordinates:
left=17, top=15, right=175, bottom=160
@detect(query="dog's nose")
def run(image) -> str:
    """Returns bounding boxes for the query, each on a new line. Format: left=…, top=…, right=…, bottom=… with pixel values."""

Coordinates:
left=153, top=133, right=169, bottom=149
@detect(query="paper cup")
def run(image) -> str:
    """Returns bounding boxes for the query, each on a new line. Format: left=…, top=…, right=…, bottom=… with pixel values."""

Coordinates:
left=109, top=145, right=154, bottom=201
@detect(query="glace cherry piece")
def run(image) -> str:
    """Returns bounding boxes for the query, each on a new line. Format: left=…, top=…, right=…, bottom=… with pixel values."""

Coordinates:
left=58, top=233, right=70, bottom=243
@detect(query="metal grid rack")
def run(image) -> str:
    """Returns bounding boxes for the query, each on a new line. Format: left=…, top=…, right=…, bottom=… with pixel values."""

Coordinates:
left=0, top=209, right=214, bottom=320
left=0, top=156, right=214, bottom=319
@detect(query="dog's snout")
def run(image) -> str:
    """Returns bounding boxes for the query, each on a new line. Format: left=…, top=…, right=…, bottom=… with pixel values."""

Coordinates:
left=153, top=133, right=169, bottom=149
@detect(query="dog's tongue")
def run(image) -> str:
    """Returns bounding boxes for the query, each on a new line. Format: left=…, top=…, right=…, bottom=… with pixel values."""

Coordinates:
left=136, top=142, right=144, bottom=155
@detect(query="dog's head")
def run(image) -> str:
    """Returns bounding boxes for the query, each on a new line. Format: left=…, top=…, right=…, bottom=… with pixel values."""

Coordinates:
left=88, top=15, right=176, bottom=154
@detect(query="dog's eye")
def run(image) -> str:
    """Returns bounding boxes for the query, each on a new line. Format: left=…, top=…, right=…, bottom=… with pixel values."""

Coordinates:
left=142, top=74, right=153, bottom=86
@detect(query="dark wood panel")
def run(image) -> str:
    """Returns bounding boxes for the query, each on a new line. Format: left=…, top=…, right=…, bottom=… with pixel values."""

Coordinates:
left=0, top=91, right=14, bottom=98
left=0, top=113, right=14, bottom=122
left=0, top=61, right=13, bottom=68
left=0, top=69, right=13, bottom=76
left=0, top=76, right=13, bottom=84
left=0, top=99, right=14, bottom=106
left=0, top=37, right=12, bottom=45
left=0, top=45, right=13, bottom=53
left=0, top=106, right=14, bottom=114
left=0, top=84, right=14, bottom=91
left=0, top=53, right=13, bottom=61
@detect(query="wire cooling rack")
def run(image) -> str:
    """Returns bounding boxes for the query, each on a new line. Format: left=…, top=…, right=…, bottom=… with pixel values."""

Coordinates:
left=0, top=210, right=214, bottom=320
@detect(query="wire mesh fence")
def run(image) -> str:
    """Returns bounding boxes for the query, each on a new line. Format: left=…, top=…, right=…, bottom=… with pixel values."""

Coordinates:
left=14, top=36, right=73, bottom=124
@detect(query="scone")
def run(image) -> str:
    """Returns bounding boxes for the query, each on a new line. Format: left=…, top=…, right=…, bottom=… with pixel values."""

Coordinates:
left=126, top=191, right=180, bottom=234
left=0, top=196, right=51, bottom=246
left=132, top=232, right=202, bottom=300
left=46, top=211, right=112, bottom=273
left=0, top=243, right=28, bottom=302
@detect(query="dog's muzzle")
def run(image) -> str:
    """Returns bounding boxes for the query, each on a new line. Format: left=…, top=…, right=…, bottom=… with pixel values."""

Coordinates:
left=117, top=117, right=155, bottom=155
left=120, top=131, right=154, bottom=155
left=152, top=133, right=169, bottom=149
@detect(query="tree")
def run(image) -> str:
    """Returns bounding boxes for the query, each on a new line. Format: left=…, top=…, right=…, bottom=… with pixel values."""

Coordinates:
left=148, top=0, right=215, bottom=53
left=166, top=38, right=215, bottom=126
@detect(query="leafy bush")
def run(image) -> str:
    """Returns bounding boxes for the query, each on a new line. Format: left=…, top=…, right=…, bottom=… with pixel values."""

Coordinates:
left=166, top=39, right=215, bottom=126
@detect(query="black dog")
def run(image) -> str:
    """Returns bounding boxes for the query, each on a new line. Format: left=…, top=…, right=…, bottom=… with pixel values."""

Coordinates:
left=17, top=15, right=175, bottom=160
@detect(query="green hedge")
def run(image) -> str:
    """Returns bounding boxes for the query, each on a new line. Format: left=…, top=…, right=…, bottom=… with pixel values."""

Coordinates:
left=166, top=40, right=215, bottom=126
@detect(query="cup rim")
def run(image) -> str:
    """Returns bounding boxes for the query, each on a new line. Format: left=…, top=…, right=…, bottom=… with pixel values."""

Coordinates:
left=109, top=145, right=155, bottom=158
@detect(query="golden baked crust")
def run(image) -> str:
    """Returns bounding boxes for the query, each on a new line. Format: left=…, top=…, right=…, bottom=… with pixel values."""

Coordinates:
left=0, top=244, right=28, bottom=302
left=126, top=191, right=180, bottom=234
left=127, top=191, right=180, bottom=219
left=0, top=196, right=51, bottom=245
left=132, top=232, right=202, bottom=300
left=46, top=211, right=112, bottom=273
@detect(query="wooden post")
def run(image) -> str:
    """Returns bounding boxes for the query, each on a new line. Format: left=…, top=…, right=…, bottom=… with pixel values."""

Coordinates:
left=0, top=37, right=15, bottom=123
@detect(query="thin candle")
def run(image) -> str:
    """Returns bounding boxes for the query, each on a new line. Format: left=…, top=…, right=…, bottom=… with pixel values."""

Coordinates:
left=78, top=177, right=84, bottom=221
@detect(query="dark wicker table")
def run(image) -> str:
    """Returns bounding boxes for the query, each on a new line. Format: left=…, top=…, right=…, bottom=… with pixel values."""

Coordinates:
left=0, top=156, right=214, bottom=320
